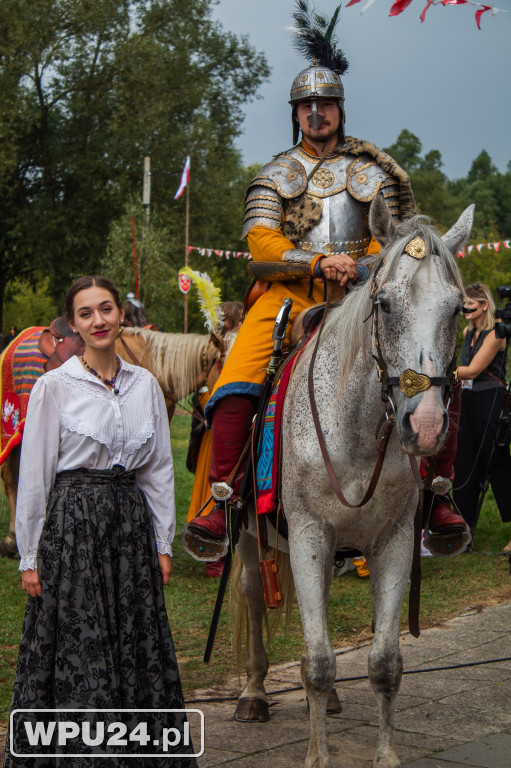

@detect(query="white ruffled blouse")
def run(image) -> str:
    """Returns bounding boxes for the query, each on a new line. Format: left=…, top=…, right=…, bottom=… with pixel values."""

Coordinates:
left=16, top=355, right=176, bottom=571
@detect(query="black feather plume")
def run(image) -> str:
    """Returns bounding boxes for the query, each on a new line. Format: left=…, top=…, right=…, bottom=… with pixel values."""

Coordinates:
left=291, top=2, right=348, bottom=76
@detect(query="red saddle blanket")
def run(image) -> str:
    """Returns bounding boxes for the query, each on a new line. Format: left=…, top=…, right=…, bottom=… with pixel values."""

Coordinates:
left=0, top=327, right=46, bottom=465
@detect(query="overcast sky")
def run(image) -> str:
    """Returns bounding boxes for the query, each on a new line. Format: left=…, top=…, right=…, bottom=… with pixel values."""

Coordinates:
left=212, top=0, right=510, bottom=181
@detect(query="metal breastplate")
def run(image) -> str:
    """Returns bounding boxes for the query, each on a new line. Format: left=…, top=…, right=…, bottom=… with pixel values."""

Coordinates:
left=286, top=146, right=390, bottom=259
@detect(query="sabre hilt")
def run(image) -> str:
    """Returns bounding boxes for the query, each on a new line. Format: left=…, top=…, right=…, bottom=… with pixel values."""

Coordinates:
left=267, top=298, right=293, bottom=375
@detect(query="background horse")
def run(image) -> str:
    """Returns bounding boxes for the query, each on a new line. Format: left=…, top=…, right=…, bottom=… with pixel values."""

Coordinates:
left=115, top=327, right=223, bottom=421
left=234, top=196, right=474, bottom=768
left=0, top=326, right=222, bottom=556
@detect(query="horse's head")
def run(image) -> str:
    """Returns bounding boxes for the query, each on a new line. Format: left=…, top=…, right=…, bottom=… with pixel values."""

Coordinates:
left=369, top=196, right=474, bottom=456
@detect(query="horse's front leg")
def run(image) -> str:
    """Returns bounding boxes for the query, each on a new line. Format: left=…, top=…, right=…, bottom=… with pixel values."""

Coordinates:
left=367, top=521, right=414, bottom=768
left=234, top=528, right=270, bottom=722
left=289, top=523, right=335, bottom=768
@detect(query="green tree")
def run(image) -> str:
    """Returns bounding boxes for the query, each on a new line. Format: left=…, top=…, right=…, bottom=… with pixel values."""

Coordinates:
left=449, top=150, right=511, bottom=241
left=384, top=130, right=461, bottom=229
left=0, top=0, right=270, bottom=325
left=383, top=129, right=423, bottom=174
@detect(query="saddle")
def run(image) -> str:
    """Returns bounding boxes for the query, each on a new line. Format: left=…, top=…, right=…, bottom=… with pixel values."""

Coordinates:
left=38, top=317, right=85, bottom=372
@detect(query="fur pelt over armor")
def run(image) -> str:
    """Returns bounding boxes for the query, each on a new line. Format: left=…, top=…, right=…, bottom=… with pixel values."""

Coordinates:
left=281, top=137, right=417, bottom=243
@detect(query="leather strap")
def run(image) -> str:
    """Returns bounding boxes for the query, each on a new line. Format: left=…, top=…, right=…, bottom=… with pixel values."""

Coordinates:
left=482, top=368, right=507, bottom=388
left=117, top=330, right=142, bottom=366
left=408, top=459, right=436, bottom=638
left=387, top=375, right=451, bottom=389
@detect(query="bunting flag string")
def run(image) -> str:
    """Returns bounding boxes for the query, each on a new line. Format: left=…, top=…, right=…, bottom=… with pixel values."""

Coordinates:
left=346, top=0, right=508, bottom=28
left=457, top=238, right=511, bottom=258
left=188, top=241, right=511, bottom=260
left=187, top=245, right=252, bottom=260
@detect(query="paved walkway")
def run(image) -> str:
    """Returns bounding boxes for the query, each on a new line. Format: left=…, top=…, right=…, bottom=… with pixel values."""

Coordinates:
left=187, top=601, right=511, bottom=768
left=1, top=602, right=510, bottom=766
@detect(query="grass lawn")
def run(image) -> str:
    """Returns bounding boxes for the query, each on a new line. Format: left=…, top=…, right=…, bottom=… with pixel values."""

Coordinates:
left=1, top=413, right=510, bottom=721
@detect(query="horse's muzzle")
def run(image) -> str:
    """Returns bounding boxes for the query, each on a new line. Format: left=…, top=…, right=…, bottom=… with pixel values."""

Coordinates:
left=399, top=403, right=448, bottom=457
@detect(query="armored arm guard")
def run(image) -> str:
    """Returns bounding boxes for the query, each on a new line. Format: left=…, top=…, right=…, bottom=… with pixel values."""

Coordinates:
left=242, top=184, right=283, bottom=240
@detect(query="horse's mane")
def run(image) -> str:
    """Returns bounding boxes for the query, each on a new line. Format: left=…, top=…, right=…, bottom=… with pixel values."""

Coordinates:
left=300, top=215, right=464, bottom=390
left=122, top=327, right=211, bottom=400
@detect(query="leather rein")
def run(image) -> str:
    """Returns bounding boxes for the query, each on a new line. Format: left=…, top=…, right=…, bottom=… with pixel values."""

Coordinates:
left=308, top=279, right=457, bottom=508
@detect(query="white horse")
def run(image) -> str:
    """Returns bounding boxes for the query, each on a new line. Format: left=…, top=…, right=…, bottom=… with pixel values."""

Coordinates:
left=233, top=196, right=474, bottom=768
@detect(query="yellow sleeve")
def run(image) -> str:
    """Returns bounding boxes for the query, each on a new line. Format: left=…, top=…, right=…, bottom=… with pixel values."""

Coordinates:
left=247, top=226, right=323, bottom=275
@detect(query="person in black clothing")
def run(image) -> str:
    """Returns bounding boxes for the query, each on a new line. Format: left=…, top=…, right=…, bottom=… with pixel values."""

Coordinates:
left=1, top=325, right=18, bottom=351
left=453, top=283, right=511, bottom=534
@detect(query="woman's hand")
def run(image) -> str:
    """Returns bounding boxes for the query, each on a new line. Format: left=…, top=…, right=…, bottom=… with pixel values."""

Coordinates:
left=158, top=553, right=172, bottom=585
left=22, top=568, right=41, bottom=597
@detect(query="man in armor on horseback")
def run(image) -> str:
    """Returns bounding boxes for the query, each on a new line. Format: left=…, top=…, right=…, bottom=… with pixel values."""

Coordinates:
left=183, top=2, right=466, bottom=558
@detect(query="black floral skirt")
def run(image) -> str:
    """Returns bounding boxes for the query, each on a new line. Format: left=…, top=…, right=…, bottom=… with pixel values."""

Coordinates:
left=5, top=467, right=198, bottom=768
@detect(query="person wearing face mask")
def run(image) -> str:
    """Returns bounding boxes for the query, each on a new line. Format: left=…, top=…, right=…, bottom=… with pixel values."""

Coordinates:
left=453, top=282, right=511, bottom=536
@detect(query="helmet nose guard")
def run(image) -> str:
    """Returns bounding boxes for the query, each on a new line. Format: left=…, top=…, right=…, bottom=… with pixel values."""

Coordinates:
left=307, top=101, right=325, bottom=131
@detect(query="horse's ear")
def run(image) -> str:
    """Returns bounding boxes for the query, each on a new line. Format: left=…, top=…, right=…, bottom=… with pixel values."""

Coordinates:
left=209, top=333, right=223, bottom=352
left=441, top=204, right=475, bottom=255
left=369, top=195, right=396, bottom=248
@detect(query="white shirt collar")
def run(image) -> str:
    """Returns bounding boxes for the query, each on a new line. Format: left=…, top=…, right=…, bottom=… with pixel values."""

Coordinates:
left=61, top=354, right=136, bottom=383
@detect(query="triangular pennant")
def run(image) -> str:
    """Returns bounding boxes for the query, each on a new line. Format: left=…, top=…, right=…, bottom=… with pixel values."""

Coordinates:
left=467, top=245, right=474, bottom=254
left=420, top=1, right=432, bottom=21
left=476, top=244, right=484, bottom=253
left=475, top=5, right=492, bottom=29
left=360, top=0, right=378, bottom=12
left=390, top=0, right=414, bottom=15
left=493, top=242, right=500, bottom=251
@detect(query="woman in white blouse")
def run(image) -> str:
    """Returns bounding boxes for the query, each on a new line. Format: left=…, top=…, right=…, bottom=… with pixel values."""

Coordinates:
left=7, top=276, right=198, bottom=767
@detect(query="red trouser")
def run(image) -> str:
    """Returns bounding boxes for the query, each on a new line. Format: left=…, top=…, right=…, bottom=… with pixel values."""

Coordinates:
left=208, top=395, right=257, bottom=496
left=434, top=382, right=461, bottom=481
left=427, top=383, right=466, bottom=532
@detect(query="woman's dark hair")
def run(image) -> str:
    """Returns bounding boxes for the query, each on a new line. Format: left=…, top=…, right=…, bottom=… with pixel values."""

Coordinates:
left=63, top=276, right=122, bottom=320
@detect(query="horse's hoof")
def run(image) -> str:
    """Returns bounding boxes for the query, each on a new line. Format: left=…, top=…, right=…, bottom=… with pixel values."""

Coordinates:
left=234, top=697, right=269, bottom=722
left=0, top=535, right=17, bottom=558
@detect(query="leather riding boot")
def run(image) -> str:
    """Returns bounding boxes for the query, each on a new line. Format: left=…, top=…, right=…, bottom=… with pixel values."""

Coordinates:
left=428, top=384, right=466, bottom=533
left=187, top=395, right=257, bottom=541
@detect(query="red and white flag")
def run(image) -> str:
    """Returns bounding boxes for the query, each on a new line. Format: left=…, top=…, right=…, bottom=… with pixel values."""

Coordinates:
left=174, top=156, right=190, bottom=200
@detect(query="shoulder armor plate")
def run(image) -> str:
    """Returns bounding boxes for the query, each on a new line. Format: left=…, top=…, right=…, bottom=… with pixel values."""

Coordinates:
left=249, top=154, right=307, bottom=199
left=347, top=158, right=390, bottom=203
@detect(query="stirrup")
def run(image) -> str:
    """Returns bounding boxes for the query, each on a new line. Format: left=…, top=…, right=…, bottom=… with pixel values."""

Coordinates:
left=422, top=524, right=472, bottom=558
left=181, top=527, right=229, bottom=563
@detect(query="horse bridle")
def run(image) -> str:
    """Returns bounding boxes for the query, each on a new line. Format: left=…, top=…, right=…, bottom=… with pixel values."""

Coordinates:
left=308, top=274, right=457, bottom=508
left=370, top=293, right=457, bottom=420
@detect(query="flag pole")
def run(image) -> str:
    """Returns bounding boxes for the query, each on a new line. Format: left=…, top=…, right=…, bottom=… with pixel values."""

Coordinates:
left=130, top=216, right=139, bottom=300
left=184, top=180, right=190, bottom=334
